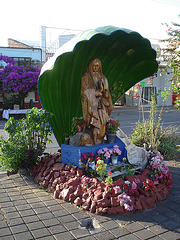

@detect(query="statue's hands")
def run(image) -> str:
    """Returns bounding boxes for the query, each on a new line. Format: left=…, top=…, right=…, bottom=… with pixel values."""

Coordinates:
left=95, top=91, right=102, bottom=97
left=99, top=80, right=105, bottom=93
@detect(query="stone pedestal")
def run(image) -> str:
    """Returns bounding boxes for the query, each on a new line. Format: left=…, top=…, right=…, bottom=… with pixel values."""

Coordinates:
left=61, top=136, right=127, bottom=167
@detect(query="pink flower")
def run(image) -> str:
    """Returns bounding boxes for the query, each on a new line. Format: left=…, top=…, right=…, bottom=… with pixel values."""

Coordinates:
left=131, top=182, right=137, bottom=190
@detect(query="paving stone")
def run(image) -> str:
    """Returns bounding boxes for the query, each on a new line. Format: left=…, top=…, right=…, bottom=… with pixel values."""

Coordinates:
left=159, top=230, right=180, bottom=240
left=0, top=235, right=15, bottom=240
left=47, top=204, right=66, bottom=212
left=124, top=222, right=144, bottom=233
left=26, top=220, right=45, bottom=230
left=30, top=202, right=45, bottom=208
left=100, top=220, right=120, bottom=230
left=58, top=214, right=76, bottom=224
left=34, top=207, right=50, bottom=214
left=64, top=221, right=80, bottom=231
left=13, top=200, right=28, bottom=206
left=10, top=224, right=29, bottom=234
left=19, top=209, right=35, bottom=217
left=2, top=206, right=17, bottom=214
left=42, top=218, right=60, bottom=227
left=13, top=231, right=34, bottom=240
left=31, top=228, right=52, bottom=238
left=109, top=227, right=131, bottom=238
left=38, top=212, right=54, bottom=221
left=53, top=209, right=70, bottom=217
left=23, top=215, right=39, bottom=223
left=70, top=228, right=91, bottom=238
left=5, top=211, right=21, bottom=219
left=0, top=202, right=14, bottom=208
left=151, top=213, right=169, bottom=223
left=26, top=197, right=40, bottom=204
left=0, top=197, right=11, bottom=203
left=161, top=219, right=180, bottom=231
left=72, top=211, right=91, bottom=220
left=7, top=217, right=24, bottom=226
left=48, top=224, right=67, bottom=234
left=0, top=227, right=12, bottom=236
left=53, top=231, right=75, bottom=240
left=148, top=224, right=168, bottom=235
left=16, top=204, right=32, bottom=211
left=93, top=230, right=116, bottom=240
left=0, top=220, right=9, bottom=229
left=118, top=233, right=141, bottom=240
left=134, top=228, right=156, bottom=239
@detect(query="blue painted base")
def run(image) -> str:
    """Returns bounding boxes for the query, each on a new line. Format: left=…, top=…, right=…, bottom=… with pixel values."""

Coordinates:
left=61, top=136, right=127, bottom=168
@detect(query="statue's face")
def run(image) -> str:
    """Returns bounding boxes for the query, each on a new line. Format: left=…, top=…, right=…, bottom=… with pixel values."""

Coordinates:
left=92, top=61, right=100, bottom=73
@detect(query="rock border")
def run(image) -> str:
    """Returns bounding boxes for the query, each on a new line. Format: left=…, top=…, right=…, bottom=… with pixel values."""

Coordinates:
left=30, top=150, right=172, bottom=215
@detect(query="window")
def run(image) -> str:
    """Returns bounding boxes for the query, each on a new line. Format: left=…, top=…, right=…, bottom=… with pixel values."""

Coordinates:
left=141, top=87, right=157, bottom=105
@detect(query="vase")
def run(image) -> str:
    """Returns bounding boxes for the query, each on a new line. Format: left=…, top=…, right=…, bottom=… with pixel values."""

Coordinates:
left=111, top=155, right=118, bottom=165
left=107, top=133, right=116, bottom=144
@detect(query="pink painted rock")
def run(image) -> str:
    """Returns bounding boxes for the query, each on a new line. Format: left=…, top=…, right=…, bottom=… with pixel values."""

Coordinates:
left=94, top=189, right=103, bottom=201
left=47, top=159, right=55, bottom=167
left=76, top=169, right=84, bottom=177
left=52, top=163, right=65, bottom=171
left=82, top=192, right=89, bottom=201
left=110, top=197, right=119, bottom=207
left=113, top=178, right=124, bottom=188
left=107, top=207, right=118, bottom=215
left=90, top=200, right=97, bottom=213
left=49, top=176, right=54, bottom=184
left=43, top=167, right=51, bottom=177
left=60, top=187, right=74, bottom=201
left=69, top=193, right=76, bottom=203
left=54, top=172, right=60, bottom=179
left=55, top=157, right=61, bottom=163
left=64, top=165, right=72, bottom=171
left=96, top=207, right=108, bottom=215
left=74, top=185, right=83, bottom=197
left=45, top=172, right=52, bottom=181
left=41, top=179, right=49, bottom=188
left=82, top=196, right=92, bottom=210
left=67, top=177, right=81, bottom=187
left=97, top=198, right=111, bottom=208
left=74, top=197, right=83, bottom=206
left=70, top=167, right=77, bottom=175
left=54, top=190, right=60, bottom=198
left=135, top=198, right=143, bottom=211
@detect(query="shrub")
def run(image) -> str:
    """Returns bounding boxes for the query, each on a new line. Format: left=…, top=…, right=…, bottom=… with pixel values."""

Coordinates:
left=0, top=107, right=52, bottom=171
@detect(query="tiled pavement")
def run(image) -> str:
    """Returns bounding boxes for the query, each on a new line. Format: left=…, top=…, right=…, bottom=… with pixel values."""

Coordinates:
left=0, top=160, right=180, bottom=240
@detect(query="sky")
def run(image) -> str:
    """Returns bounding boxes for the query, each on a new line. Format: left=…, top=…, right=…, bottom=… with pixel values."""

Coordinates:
left=0, top=0, right=180, bottom=47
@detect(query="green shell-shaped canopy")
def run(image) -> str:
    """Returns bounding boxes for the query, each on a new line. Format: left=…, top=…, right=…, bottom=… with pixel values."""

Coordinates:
left=38, top=26, right=158, bottom=146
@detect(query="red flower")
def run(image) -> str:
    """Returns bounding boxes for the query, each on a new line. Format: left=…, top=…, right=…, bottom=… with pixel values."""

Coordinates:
left=108, top=171, right=112, bottom=175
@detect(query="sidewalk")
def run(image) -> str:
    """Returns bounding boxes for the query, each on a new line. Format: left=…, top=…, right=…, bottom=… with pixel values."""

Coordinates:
left=0, top=106, right=180, bottom=239
left=0, top=161, right=180, bottom=240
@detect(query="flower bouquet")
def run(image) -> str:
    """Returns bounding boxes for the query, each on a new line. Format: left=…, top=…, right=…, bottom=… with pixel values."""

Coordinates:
left=106, top=119, right=120, bottom=143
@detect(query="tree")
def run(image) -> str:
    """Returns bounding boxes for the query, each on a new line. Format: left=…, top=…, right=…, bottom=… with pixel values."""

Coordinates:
left=160, top=18, right=180, bottom=109
left=0, top=55, right=40, bottom=109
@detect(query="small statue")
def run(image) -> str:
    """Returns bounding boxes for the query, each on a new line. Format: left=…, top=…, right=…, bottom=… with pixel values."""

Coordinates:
left=80, top=58, right=113, bottom=145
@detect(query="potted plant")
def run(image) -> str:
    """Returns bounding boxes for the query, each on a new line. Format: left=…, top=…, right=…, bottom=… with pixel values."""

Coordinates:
left=106, top=119, right=120, bottom=143
left=97, top=147, right=111, bottom=165
left=71, top=117, right=87, bottom=135
left=111, top=145, right=122, bottom=164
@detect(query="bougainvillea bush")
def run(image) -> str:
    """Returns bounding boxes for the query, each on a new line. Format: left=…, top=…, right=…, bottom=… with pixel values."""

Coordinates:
left=0, top=54, right=40, bottom=108
left=30, top=150, right=172, bottom=215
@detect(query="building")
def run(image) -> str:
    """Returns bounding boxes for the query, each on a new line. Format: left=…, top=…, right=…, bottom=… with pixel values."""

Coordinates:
left=0, top=39, right=42, bottom=115
left=124, top=43, right=173, bottom=107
